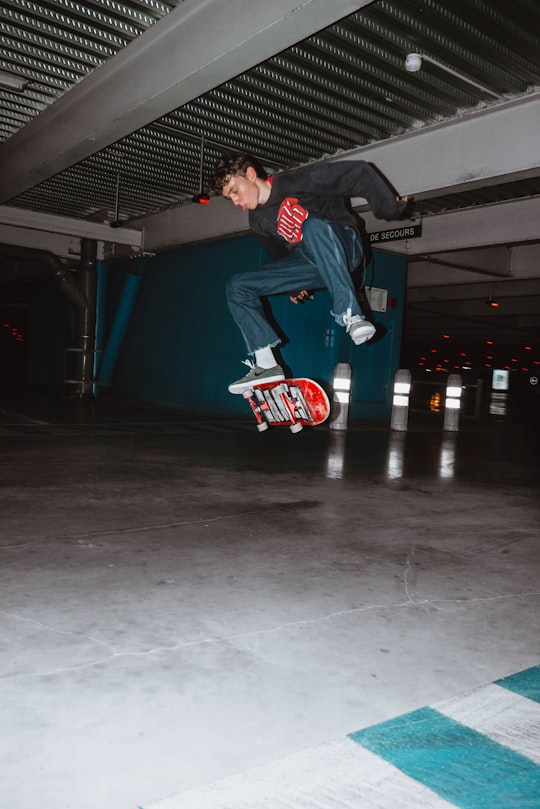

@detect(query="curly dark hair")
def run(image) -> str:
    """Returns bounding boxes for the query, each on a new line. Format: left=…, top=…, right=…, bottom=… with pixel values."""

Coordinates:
left=209, top=152, right=268, bottom=193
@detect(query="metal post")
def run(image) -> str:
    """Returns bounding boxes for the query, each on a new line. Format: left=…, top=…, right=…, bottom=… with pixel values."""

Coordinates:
left=329, top=362, right=352, bottom=431
left=93, top=260, right=108, bottom=396
left=391, top=369, right=411, bottom=431
left=443, top=373, right=463, bottom=431
left=74, top=238, right=97, bottom=398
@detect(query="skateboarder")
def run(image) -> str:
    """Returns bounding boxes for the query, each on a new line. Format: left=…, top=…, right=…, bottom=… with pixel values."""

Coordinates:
left=209, top=152, right=411, bottom=394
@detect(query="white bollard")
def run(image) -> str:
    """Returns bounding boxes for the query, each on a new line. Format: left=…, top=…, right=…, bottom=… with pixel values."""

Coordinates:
left=391, top=369, right=411, bottom=431
left=329, top=362, right=352, bottom=431
left=443, top=373, right=463, bottom=431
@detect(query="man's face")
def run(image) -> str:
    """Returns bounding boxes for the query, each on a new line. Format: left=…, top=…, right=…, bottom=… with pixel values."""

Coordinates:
left=221, top=167, right=260, bottom=211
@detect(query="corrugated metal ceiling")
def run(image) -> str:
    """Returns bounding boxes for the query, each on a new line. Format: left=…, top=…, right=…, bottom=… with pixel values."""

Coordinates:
left=1, top=0, right=539, bottom=223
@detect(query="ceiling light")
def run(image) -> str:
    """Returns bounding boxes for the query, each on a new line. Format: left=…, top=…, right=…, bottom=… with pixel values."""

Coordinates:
left=405, top=53, right=423, bottom=72
left=192, top=193, right=210, bottom=204
left=0, top=69, right=29, bottom=92
left=404, top=53, right=504, bottom=99
left=486, top=285, right=500, bottom=307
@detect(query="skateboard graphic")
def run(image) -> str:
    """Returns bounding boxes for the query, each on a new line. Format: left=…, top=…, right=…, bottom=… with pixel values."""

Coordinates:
left=243, top=378, right=330, bottom=433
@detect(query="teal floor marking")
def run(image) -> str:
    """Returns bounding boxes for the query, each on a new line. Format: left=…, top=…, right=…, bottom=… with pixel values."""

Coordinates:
left=349, top=706, right=540, bottom=809
left=496, top=665, right=540, bottom=704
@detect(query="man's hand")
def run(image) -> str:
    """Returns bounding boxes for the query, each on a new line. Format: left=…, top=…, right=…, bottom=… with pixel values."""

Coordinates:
left=397, top=194, right=415, bottom=218
left=290, top=289, right=312, bottom=304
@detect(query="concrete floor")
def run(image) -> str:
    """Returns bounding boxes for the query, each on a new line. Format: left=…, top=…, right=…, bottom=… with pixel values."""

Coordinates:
left=1, top=394, right=539, bottom=809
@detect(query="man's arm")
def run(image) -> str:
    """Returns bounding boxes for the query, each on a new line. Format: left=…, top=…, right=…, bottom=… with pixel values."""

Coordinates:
left=280, top=161, right=409, bottom=221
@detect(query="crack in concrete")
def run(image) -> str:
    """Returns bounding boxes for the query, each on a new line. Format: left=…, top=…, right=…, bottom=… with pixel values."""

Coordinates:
left=1, top=586, right=539, bottom=684
left=0, top=511, right=260, bottom=549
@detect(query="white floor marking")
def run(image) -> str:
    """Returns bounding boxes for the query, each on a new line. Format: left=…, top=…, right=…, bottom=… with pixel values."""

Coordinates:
left=436, top=682, right=540, bottom=764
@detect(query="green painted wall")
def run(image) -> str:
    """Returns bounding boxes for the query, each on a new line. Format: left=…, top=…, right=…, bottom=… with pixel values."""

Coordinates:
left=107, top=234, right=407, bottom=420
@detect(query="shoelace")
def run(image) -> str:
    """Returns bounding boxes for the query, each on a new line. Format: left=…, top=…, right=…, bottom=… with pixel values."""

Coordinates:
left=343, top=307, right=355, bottom=329
left=242, top=358, right=256, bottom=371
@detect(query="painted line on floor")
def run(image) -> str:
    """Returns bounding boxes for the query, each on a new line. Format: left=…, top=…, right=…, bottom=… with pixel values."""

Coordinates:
left=496, top=665, right=540, bottom=703
left=141, top=666, right=540, bottom=809
left=142, top=738, right=455, bottom=809
left=349, top=705, right=540, bottom=809
left=436, top=681, right=540, bottom=764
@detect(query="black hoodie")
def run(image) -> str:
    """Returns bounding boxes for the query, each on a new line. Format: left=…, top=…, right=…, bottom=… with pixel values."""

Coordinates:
left=248, top=160, right=407, bottom=260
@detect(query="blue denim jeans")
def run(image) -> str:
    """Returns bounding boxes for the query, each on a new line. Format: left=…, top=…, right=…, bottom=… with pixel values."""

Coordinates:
left=226, top=216, right=364, bottom=355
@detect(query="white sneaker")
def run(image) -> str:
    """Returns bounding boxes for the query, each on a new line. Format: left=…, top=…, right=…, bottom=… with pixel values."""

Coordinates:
left=228, top=361, right=285, bottom=394
left=343, top=308, right=376, bottom=345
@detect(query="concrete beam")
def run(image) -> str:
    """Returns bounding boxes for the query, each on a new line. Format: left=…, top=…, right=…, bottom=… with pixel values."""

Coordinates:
left=0, top=0, right=376, bottom=203
left=407, top=277, right=540, bottom=303
left=0, top=224, right=80, bottom=261
left=124, top=192, right=540, bottom=262
left=0, top=206, right=143, bottom=248
left=116, top=96, right=540, bottom=257
left=114, top=195, right=248, bottom=259
left=362, top=196, right=540, bottom=256
left=340, top=91, right=540, bottom=202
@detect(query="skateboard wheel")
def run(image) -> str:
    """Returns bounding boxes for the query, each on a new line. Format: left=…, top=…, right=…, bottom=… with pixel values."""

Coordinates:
left=290, top=423, right=303, bottom=434
left=242, top=388, right=254, bottom=399
left=257, top=421, right=269, bottom=432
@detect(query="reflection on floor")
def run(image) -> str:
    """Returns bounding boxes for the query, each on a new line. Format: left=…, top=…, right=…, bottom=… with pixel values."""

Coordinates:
left=1, top=394, right=539, bottom=809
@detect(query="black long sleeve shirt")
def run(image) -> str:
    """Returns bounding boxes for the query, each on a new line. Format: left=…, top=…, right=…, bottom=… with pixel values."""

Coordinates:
left=248, top=160, right=406, bottom=260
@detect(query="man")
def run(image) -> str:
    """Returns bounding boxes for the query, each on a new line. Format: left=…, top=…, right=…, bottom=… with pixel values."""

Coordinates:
left=209, top=152, right=410, bottom=394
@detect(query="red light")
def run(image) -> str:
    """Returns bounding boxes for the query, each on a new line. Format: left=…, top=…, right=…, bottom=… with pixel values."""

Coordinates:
left=443, top=334, right=450, bottom=339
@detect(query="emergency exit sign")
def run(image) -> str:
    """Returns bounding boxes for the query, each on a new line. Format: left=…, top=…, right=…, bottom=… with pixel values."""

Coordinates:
left=369, top=223, right=422, bottom=243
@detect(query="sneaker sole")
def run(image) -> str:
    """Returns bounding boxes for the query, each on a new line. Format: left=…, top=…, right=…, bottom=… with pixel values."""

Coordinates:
left=228, top=374, right=285, bottom=394
left=349, top=325, right=376, bottom=345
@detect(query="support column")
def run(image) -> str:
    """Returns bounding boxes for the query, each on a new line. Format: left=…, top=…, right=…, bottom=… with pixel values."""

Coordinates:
left=96, top=261, right=143, bottom=388
left=74, top=239, right=98, bottom=398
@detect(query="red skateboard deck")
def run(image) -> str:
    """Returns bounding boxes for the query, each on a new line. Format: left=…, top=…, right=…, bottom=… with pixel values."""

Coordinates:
left=243, top=378, right=330, bottom=433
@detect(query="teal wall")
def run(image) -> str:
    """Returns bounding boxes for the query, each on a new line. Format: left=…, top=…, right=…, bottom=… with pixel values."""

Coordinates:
left=107, top=234, right=407, bottom=420
left=270, top=250, right=407, bottom=420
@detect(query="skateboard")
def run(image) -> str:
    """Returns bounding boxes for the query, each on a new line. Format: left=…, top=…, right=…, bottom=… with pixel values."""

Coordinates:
left=243, top=378, right=330, bottom=433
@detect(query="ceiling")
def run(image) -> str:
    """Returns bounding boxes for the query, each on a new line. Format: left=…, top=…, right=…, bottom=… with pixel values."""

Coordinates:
left=1, top=0, right=539, bottom=373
